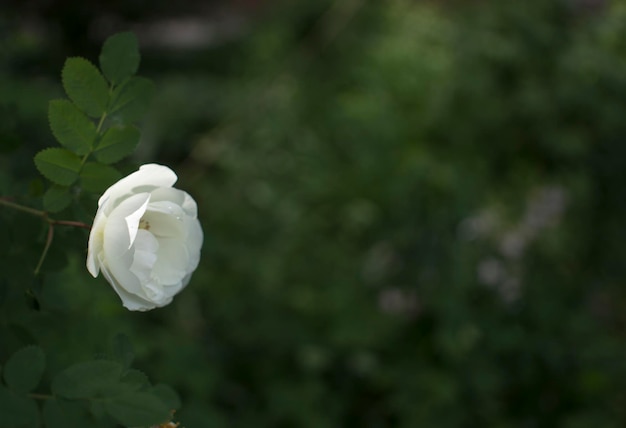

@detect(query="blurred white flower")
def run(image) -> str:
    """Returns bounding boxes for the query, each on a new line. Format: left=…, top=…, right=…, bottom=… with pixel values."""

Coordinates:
left=87, top=164, right=203, bottom=311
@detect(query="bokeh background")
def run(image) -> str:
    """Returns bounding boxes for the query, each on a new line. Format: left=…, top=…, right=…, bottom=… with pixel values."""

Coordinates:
left=2, top=0, right=626, bottom=426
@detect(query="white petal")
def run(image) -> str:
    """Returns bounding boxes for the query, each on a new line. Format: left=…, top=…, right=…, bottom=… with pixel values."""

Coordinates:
left=129, top=230, right=159, bottom=284
left=153, top=237, right=190, bottom=285
left=86, top=206, right=107, bottom=277
left=103, top=193, right=151, bottom=297
left=185, top=217, right=203, bottom=272
left=141, top=281, right=170, bottom=305
left=104, top=193, right=150, bottom=255
left=142, top=201, right=185, bottom=238
left=99, top=254, right=156, bottom=311
left=149, top=187, right=198, bottom=217
left=125, top=197, right=151, bottom=249
left=99, top=164, right=177, bottom=211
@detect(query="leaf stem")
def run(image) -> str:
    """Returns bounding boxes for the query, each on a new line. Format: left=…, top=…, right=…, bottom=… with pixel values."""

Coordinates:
left=81, top=111, right=107, bottom=168
left=96, top=112, right=108, bottom=133
left=28, top=393, right=54, bottom=400
left=34, top=224, right=54, bottom=275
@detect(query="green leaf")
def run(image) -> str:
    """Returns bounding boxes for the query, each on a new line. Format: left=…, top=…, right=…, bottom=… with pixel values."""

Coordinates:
left=99, top=32, right=140, bottom=85
left=94, top=125, right=140, bottom=164
left=151, top=384, right=181, bottom=411
left=113, top=333, right=134, bottom=368
left=0, top=385, right=38, bottom=426
left=62, top=57, right=109, bottom=118
left=120, top=369, right=149, bottom=390
left=48, top=99, right=97, bottom=155
left=104, top=392, right=170, bottom=427
left=108, top=77, right=155, bottom=124
left=34, top=148, right=82, bottom=186
left=51, top=360, right=124, bottom=399
left=3, top=345, right=46, bottom=393
left=43, top=185, right=73, bottom=213
left=80, top=162, right=122, bottom=193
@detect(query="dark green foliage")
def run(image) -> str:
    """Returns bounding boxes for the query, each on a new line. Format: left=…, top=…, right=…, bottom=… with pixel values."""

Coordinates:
left=43, top=185, right=72, bottom=213
left=51, top=359, right=174, bottom=425
left=48, top=99, right=96, bottom=155
left=99, top=32, right=140, bottom=85
left=3, top=345, right=45, bottom=393
left=61, top=57, right=109, bottom=118
left=108, top=77, right=155, bottom=124
left=140, top=1, right=626, bottom=426
left=80, top=162, right=123, bottom=193
left=34, top=148, right=82, bottom=186
left=94, top=125, right=141, bottom=164
left=0, top=30, right=174, bottom=427
left=0, top=386, right=37, bottom=426
left=34, top=32, right=153, bottom=210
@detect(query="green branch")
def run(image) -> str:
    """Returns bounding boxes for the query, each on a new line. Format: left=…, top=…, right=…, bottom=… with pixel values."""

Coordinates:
left=0, top=197, right=91, bottom=274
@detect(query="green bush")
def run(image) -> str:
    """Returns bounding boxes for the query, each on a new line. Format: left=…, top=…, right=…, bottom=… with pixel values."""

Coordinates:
left=2, top=0, right=626, bottom=426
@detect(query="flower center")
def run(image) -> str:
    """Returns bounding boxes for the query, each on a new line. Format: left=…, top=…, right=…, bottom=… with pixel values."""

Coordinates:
left=139, top=218, right=151, bottom=231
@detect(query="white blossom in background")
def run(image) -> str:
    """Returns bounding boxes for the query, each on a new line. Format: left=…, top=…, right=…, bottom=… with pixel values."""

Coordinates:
left=464, top=185, right=567, bottom=303
left=87, top=164, right=203, bottom=311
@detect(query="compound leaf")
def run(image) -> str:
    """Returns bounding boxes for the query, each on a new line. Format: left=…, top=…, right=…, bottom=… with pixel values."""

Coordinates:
left=99, top=32, right=140, bottom=85
left=62, top=57, right=109, bottom=118
left=108, top=77, right=154, bottom=124
left=94, top=125, right=140, bottom=164
left=34, top=148, right=81, bottom=186
left=48, top=99, right=96, bottom=155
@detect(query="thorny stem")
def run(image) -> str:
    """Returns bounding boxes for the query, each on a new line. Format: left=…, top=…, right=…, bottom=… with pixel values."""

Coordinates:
left=0, top=197, right=91, bottom=274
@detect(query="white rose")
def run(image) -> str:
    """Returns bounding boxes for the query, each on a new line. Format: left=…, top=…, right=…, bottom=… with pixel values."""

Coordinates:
left=86, top=164, right=203, bottom=311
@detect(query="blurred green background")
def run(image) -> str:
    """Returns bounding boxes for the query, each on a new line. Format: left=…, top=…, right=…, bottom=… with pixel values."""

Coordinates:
left=3, top=0, right=626, bottom=426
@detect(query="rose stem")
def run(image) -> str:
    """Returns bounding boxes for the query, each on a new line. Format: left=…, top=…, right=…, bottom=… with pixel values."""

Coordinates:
left=0, top=196, right=92, bottom=274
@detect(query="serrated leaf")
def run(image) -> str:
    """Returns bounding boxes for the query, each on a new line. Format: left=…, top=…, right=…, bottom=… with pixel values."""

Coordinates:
left=80, top=163, right=122, bottom=193
left=62, top=57, right=109, bottom=118
left=34, top=148, right=81, bottom=186
left=94, top=125, right=140, bottom=164
left=51, top=360, right=124, bottom=399
left=108, top=77, right=154, bottom=124
left=113, top=333, right=134, bottom=368
left=48, top=99, right=97, bottom=155
left=104, top=392, right=170, bottom=427
left=0, top=385, right=38, bottom=426
left=151, top=384, right=181, bottom=410
left=99, top=32, right=140, bottom=85
left=3, top=345, right=45, bottom=393
left=43, top=185, right=72, bottom=213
